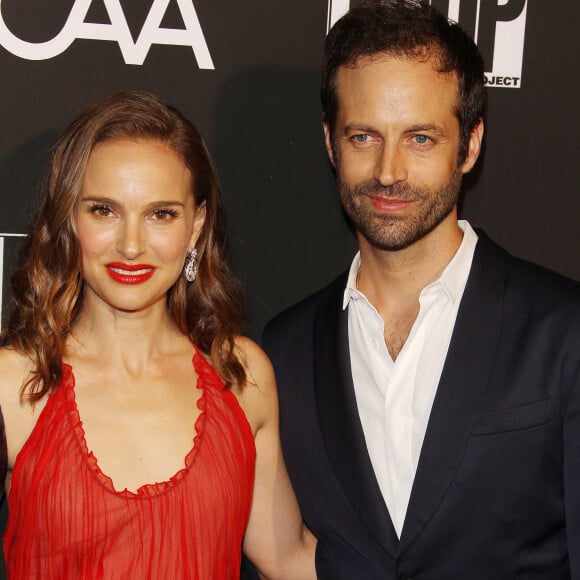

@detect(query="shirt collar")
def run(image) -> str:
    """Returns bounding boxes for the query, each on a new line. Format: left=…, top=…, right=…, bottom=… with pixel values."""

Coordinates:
left=342, top=220, right=478, bottom=310
left=343, top=252, right=362, bottom=309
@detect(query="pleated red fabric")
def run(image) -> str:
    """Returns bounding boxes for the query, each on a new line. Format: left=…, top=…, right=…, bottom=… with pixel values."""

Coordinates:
left=4, top=348, right=256, bottom=579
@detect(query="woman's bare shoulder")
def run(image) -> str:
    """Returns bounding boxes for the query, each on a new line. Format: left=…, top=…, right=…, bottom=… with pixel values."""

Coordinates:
left=232, top=336, right=278, bottom=432
left=0, top=347, right=43, bottom=471
left=234, top=336, right=275, bottom=388
left=0, top=347, right=32, bottom=398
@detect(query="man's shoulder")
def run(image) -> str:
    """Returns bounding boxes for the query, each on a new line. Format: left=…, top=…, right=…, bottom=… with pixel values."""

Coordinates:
left=262, top=271, right=348, bottom=345
left=476, top=230, right=580, bottom=307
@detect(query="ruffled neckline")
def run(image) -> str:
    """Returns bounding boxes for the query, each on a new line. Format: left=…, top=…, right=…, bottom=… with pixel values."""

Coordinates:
left=62, top=347, right=218, bottom=499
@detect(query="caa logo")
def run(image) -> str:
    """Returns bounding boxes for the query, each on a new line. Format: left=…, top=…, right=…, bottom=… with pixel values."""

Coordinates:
left=327, top=0, right=528, bottom=89
left=0, top=0, right=214, bottom=68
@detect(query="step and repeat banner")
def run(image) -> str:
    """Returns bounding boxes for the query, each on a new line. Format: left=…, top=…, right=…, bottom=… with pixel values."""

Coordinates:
left=0, top=0, right=579, bottom=576
left=1, top=0, right=579, bottom=339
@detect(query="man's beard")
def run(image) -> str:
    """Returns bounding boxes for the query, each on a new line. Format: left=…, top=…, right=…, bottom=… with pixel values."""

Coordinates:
left=338, top=170, right=463, bottom=251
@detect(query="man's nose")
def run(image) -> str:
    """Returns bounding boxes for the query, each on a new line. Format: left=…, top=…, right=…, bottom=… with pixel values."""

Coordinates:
left=373, top=143, right=407, bottom=187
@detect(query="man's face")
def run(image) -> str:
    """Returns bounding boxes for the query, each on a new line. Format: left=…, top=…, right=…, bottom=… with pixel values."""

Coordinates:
left=324, top=54, right=482, bottom=252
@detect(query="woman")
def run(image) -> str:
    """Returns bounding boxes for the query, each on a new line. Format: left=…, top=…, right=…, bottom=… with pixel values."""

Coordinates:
left=0, top=90, right=316, bottom=578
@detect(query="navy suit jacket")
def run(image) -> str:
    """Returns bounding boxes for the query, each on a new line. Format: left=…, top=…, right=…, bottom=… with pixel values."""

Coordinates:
left=263, top=232, right=580, bottom=579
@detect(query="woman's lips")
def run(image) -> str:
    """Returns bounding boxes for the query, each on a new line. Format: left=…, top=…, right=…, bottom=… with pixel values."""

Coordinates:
left=105, top=263, right=155, bottom=285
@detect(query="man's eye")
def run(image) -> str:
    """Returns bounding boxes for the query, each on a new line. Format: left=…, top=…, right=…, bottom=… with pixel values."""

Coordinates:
left=352, top=134, right=370, bottom=143
left=413, top=135, right=431, bottom=145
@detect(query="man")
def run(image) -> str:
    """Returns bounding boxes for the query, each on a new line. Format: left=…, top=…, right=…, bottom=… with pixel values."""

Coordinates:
left=262, top=1, right=580, bottom=577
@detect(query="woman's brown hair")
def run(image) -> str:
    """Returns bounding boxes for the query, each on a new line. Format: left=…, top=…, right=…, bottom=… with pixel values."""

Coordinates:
left=3, top=90, right=246, bottom=402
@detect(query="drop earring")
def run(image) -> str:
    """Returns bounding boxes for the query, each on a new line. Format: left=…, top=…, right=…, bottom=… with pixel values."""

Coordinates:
left=184, top=249, right=198, bottom=282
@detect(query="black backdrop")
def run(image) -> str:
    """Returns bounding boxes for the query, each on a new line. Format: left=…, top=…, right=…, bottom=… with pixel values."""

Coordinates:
left=0, top=0, right=579, bottom=575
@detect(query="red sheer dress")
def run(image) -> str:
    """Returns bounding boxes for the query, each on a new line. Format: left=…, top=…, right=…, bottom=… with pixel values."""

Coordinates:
left=4, top=347, right=256, bottom=579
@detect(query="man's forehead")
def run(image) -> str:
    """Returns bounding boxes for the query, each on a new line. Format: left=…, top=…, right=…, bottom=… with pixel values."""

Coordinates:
left=334, top=53, right=460, bottom=112
left=340, top=50, right=457, bottom=81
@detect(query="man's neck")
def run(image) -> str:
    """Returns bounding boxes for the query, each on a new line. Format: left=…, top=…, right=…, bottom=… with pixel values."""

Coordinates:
left=356, top=219, right=464, bottom=358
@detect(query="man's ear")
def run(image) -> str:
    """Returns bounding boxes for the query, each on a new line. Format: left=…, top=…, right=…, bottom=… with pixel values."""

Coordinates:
left=461, top=118, right=484, bottom=174
left=322, top=121, right=336, bottom=168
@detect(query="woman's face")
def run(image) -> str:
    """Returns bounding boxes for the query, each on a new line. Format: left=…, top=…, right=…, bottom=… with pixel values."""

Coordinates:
left=75, top=138, right=206, bottom=315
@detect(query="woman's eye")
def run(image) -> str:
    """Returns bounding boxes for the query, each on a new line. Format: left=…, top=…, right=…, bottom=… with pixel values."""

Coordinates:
left=89, top=204, right=113, bottom=217
left=153, top=208, right=178, bottom=220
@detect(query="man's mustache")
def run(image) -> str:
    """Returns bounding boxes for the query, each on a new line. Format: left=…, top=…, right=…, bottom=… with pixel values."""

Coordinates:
left=343, top=180, right=419, bottom=201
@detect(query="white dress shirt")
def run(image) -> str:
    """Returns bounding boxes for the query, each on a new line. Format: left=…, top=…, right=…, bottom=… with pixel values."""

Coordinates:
left=343, top=221, right=478, bottom=537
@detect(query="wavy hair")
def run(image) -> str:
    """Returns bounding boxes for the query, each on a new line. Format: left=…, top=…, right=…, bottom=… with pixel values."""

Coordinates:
left=3, top=90, right=246, bottom=402
left=321, top=0, right=486, bottom=164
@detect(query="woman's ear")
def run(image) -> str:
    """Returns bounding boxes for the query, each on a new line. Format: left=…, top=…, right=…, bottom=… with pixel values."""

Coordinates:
left=189, top=200, right=206, bottom=251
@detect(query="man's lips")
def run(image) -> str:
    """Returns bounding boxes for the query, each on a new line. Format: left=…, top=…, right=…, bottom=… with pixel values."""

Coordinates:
left=106, top=262, right=155, bottom=284
left=368, top=196, right=414, bottom=213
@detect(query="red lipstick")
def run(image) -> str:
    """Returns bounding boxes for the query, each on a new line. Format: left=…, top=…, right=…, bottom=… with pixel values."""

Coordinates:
left=106, top=262, right=155, bottom=285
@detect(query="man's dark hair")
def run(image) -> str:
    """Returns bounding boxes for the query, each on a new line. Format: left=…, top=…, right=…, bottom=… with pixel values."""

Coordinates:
left=321, top=0, right=485, bottom=163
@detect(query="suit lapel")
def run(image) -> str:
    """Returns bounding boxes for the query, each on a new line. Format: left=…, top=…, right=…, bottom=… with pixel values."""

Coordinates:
left=314, top=273, right=399, bottom=557
left=399, top=233, right=509, bottom=554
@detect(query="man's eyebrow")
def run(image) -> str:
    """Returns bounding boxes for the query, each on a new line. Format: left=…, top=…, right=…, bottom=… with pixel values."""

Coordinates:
left=404, top=123, right=448, bottom=136
left=343, top=123, right=377, bottom=134
left=341, top=123, right=449, bottom=136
